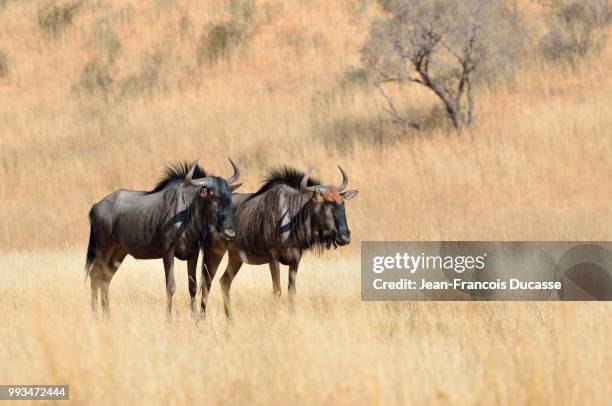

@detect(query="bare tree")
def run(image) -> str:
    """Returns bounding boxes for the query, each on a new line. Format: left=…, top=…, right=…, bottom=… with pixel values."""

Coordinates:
left=361, top=0, right=524, bottom=129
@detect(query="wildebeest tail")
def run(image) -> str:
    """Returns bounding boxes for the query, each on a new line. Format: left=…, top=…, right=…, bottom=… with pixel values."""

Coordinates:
left=85, top=207, right=96, bottom=279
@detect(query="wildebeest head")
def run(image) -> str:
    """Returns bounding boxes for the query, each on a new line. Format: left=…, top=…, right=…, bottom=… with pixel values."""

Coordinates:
left=300, top=166, right=358, bottom=247
left=184, top=158, right=241, bottom=241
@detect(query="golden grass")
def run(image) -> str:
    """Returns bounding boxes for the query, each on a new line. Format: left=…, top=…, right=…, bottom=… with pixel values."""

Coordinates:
left=1, top=0, right=611, bottom=404
left=1, top=250, right=611, bottom=405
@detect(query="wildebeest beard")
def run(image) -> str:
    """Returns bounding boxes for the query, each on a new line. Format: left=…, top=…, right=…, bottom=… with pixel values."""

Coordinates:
left=287, top=198, right=338, bottom=252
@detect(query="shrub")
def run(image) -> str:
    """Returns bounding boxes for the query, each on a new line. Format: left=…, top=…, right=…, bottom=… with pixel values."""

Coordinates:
left=539, top=0, right=612, bottom=62
left=196, top=21, right=250, bottom=66
left=179, top=14, right=193, bottom=41
left=90, top=19, right=121, bottom=64
left=262, top=2, right=283, bottom=25
left=316, top=116, right=401, bottom=154
left=338, top=67, right=369, bottom=91
left=0, top=50, right=9, bottom=78
left=228, top=0, right=256, bottom=24
left=421, top=105, right=453, bottom=131
left=75, top=60, right=113, bottom=95
left=38, top=1, right=83, bottom=36
left=120, top=49, right=166, bottom=97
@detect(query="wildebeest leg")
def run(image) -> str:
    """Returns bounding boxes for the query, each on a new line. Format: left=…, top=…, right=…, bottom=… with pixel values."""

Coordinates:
left=89, top=263, right=102, bottom=314
left=99, top=246, right=126, bottom=318
left=163, top=252, right=176, bottom=318
left=269, top=260, right=281, bottom=298
left=89, top=246, right=114, bottom=317
left=200, top=251, right=224, bottom=321
left=220, top=252, right=243, bottom=321
left=288, top=260, right=300, bottom=306
left=187, top=254, right=198, bottom=318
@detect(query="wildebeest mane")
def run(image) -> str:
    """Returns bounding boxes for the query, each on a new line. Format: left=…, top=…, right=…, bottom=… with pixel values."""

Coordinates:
left=247, top=166, right=321, bottom=201
left=148, top=162, right=208, bottom=194
left=148, top=162, right=211, bottom=250
left=237, top=166, right=333, bottom=256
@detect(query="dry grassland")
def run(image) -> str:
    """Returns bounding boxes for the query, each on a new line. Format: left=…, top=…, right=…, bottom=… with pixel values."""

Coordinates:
left=0, top=0, right=610, bottom=404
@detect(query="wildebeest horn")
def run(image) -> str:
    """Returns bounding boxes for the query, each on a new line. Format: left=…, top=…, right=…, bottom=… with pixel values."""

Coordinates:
left=300, top=167, right=319, bottom=193
left=185, top=162, right=214, bottom=188
left=225, top=158, right=240, bottom=185
left=185, top=162, right=198, bottom=182
left=337, top=165, right=348, bottom=192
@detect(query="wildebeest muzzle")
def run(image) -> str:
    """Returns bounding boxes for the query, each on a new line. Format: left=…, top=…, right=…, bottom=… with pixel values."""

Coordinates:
left=336, top=230, right=351, bottom=246
left=222, top=228, right=236, bottom=240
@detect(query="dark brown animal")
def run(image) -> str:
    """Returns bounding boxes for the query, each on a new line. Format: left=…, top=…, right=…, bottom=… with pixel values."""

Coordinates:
left=85, top=159, right=241, bottom=318
left=202, top=166, right=358, bottom=320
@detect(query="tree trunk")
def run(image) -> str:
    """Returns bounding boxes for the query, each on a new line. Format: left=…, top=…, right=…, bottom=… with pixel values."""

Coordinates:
left=425, top=78, right=464, bottom=129
left=445, top=100, right=463, bottom=129
left=466, top=80, right=475, bottom=128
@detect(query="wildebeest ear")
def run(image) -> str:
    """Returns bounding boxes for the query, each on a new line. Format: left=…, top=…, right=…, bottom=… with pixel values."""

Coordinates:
left=312, top=189, right=324, bottom=203
left=341, top=190, right=358, bottom=200
left=230, top=183, right=242, bottom=192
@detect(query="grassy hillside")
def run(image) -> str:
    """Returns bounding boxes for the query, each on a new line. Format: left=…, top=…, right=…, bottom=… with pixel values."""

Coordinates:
left=1, top=0, right=610, bottom=248
left=0, top=1, right=610, bottom=404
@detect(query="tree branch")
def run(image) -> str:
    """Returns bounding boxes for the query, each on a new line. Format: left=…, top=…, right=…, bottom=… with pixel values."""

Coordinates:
left=373, top=80, right=421, bottom=130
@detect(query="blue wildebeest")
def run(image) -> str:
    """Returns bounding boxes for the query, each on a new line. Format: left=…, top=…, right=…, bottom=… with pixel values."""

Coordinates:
left=202, top=166, right=358, bottom=320
left=85, top=159, right=241, bottom=318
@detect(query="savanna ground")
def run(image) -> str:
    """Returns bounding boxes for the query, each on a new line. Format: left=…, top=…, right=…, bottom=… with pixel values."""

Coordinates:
left=0, top=0, right=611, bottom=404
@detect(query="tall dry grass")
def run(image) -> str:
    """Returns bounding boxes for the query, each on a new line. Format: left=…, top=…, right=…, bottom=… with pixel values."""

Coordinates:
left=1, top=251, right=611, bottom=404
left=0, top=0, right=611, bottom=404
